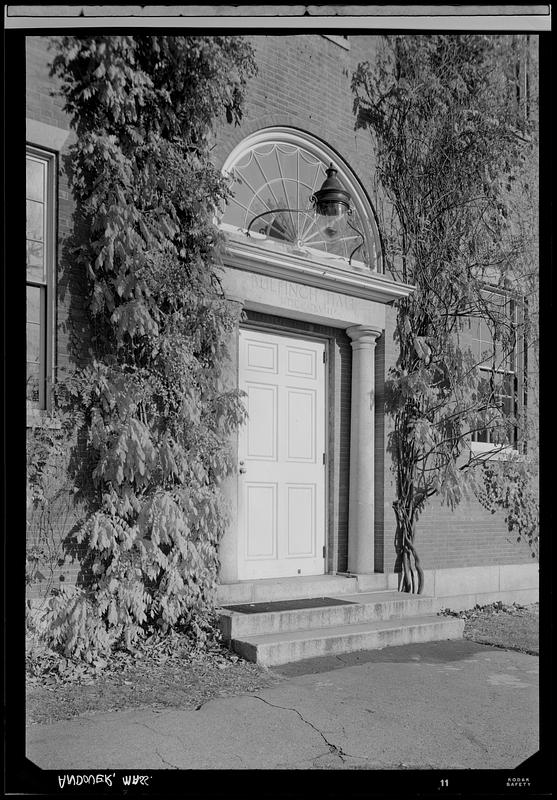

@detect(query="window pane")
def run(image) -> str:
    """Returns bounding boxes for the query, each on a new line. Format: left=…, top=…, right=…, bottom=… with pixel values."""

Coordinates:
left=26, top=150, right=51, bottom=412
left=26, top=158, right=45, bottom=202
left=26, top=362, right=41, bottom=403
left=27, top=200, right=44, bottom=242
left=27, top=241, right=45, bottom=283
left=499, top=373, right=515, bottom=414
left=27, top=240, right=44, bottom=268
left=27, top=321, right=41, bottom=363
left=468, top=316, right=493, bottom=363
left=479, top=318, right=491, bottom=346
left=26, top=283, right=44, bottom=406
left=470, top=288, right=519, bottom=449
left=27, top=285, right=41, bottom=323
left=500, top=393, right=513, bottom=418
left=223, top=141, right=371, bottom=266
left=495, top=334, right=513, bottom=371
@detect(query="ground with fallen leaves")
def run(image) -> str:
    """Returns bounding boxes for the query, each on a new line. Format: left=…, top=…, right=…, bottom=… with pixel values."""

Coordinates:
left=25, top=631, right=283, bottom=726
left=26, top=601, right=538, bottom=725
left=441, top=601, right=539, bottom=655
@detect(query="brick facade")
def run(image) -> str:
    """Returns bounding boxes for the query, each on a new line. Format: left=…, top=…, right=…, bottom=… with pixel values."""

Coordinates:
left=26, top=36, right=90, bottom=375
left=211, top=36, right=380, bottom=219
left=25, top=34, right=536, bottom=598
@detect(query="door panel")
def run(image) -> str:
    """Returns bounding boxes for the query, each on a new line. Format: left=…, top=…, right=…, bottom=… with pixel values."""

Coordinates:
left=287, top=484, right=315, bottom=556
left=286, top=389, right=315, bottom=462
left=246, top=340, right=278, bottom=372
left=246, top=383, right=277, bottom=460
left=238, top=329, right=326, bottom=579
left=246, top=483, right=277, bottom=559
left=286, top=346, right=316, bottom=379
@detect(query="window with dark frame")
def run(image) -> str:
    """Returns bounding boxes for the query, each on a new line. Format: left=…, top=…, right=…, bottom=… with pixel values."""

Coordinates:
left=468, top=290, right=521, bottom=449
left=26, top=147, right=54, bottom=410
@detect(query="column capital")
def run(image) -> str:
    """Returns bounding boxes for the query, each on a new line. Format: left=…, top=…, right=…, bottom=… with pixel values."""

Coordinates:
left=346, top=325, right=382, bottom=346
left=225, top=293, right=245, bottom=307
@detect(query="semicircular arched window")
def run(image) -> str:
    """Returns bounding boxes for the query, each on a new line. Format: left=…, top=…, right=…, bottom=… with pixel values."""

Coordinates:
left=220, top=128, right=382, bottom=272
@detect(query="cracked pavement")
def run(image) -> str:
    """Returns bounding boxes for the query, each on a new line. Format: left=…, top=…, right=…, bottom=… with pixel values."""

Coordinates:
left=249, top=694, right=354, bottom=767
left=26, top=640, right=538, bottom=770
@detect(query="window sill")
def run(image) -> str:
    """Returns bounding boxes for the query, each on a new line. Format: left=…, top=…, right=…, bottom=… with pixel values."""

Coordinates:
left=468, top=441, right=521, bottom=462
left=27, top=407, right=61, bottom=430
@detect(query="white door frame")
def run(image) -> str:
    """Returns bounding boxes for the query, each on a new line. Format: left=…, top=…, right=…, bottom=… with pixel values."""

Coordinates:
left=237, top=324, right=329, bottom=580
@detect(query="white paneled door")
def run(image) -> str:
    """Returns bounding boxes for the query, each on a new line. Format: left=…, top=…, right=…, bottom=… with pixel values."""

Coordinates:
left=238, top=328, right=326, bottom=579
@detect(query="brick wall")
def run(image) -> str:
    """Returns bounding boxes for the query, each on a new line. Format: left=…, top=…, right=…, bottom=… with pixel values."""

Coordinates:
left=26, top=33, right=536, bottom=590
left=26, top=36, right=67, bottom=130
left=212, top=35, right=380, bottom=208
left=26, top=36, right=90, bottom=373
left=26, top=37, right=92, bottom=598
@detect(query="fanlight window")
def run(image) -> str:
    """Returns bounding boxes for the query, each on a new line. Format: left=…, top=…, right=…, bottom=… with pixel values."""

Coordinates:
left=221, top=134, right=380, bottom=271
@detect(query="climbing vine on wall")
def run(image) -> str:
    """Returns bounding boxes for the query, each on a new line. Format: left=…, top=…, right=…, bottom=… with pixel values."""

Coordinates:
left=44, top=36, right=257, bottom=661
left=352, top=35, right=538, bottom=592
left=476, top=458, right=539, bottom=560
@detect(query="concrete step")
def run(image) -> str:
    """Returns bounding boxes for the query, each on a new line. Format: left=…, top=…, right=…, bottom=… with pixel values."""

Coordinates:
left=230, top=615, right=465, bottom=666
left=217, top=574, right=359, bottom=605
left=219, top=591, right=442, bottom=640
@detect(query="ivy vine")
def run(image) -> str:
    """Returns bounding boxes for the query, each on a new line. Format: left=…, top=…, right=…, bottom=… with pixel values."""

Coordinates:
left=42, top=36, right=257, bottom=661
left=476, top=458, right=539, bottom=560
left=352, top=35, right=538, bottom=592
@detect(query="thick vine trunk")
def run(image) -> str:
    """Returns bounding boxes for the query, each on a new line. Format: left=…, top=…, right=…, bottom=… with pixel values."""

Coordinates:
left=393, top=499, right=424, bottom=594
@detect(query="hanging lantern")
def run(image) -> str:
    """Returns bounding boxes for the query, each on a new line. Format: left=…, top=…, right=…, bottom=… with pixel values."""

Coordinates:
left=311, top=163, right=352, bottom=240
left=245, top=160, right=364, bottom=264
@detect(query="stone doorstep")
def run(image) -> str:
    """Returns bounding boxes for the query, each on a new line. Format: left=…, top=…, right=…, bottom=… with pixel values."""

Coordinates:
left=217, top=573, right=381, bottom=605
left=215, top=567, right=535, bottom=666
left=216, top=575, right=465, bottom=666
left=218, top=591, right=442, bottom=640
left=231, top=615, right=465, bottom=667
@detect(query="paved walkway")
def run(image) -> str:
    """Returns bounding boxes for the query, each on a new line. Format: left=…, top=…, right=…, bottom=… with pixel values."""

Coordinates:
left=26, top=640, right=538, bottom=771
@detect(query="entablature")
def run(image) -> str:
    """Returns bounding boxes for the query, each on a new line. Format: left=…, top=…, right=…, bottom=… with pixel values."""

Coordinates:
left=222, top=227, right=415, bottom=306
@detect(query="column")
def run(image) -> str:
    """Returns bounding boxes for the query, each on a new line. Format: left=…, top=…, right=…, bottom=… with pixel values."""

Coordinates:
left=218, top=295, right=244, bottom=584
left=346, top=325, right=382, bottom=574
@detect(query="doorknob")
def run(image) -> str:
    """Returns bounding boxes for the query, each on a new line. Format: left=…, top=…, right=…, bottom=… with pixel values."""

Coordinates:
left=239, top=460, right=247, bottom=474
